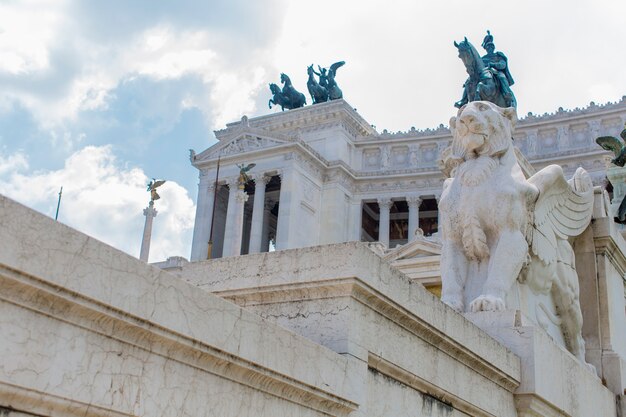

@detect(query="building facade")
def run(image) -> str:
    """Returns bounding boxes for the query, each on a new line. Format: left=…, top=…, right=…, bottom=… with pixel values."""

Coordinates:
left=190, top=97, right=626, bottom=261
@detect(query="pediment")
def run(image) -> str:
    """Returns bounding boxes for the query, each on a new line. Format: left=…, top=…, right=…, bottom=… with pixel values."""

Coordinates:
left=384, top=236, right=441, bottom=262
left=195, top=130, right=292, bottom=162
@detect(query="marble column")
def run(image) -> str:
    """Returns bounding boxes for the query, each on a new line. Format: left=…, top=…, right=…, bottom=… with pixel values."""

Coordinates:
left=227, top=188, right=249, bottom=257
left=377, top=197, right=392, bottom=248
left=261, top=200, right=274, bottom=252
left=190, top=170, right=215, bottom=261
left=434, top=194, right=441, bottom=235
left=221, top=178, right=239, bottom=256
left=350, top=199, right=362, bottom=241
left=140, top=200, right=157, bottom=262
left=248, top=175, right=270, bottom=254
left=407, top=196, right=422, bottom=242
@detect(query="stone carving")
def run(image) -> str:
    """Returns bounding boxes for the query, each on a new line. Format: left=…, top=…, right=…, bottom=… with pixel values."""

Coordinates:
left=439, top=101, right=594, bottom=367
left=268, top=73, right=306, bottom=111
left=454, top=32, right=516, bottom=109
left=217, top=136, right=286, bottom=158
left=381, top=145, right=390, bottom=169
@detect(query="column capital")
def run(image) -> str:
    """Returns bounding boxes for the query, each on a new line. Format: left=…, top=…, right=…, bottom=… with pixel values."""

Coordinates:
left=234, top=189, right=249, bottom=204
left=143, top=201, right=158, bottom=218
left=225, top=176, right=239, bottom=189
left=377, top=197, right=393, bottom=210
left=406, top=195, right=422, bottom=207
left=252, top=173, right=272, bottom=185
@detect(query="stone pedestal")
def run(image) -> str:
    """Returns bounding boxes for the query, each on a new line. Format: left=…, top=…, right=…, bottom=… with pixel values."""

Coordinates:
left=140, top=200, right=157, bottom=262
left=465, top=310, right=615, bottom=417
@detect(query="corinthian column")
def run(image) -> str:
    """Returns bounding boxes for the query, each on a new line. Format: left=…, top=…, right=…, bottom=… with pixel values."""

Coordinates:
left=407, top=195, right=422, bottom=242
left=248, top=174, right=270, bottom=254
left=222, top=177, right=239, bottom=256
left=228, top=188, right=249, bottom=256
left=377, top=197, right=392, bottom=248
left=190, top=170, right=215, bottom=261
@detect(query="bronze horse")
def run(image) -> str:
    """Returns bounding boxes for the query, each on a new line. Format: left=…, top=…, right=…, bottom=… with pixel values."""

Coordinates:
left=307, top=64, right=328, bottom=104
left=268, top=73, right=306, bottom=111
left=454, top=38, right=510, bottom=109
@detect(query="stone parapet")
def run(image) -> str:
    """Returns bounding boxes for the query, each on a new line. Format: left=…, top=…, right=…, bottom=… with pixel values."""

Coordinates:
left=176, top=242, right=523, bottom=416
left=0, top=194, right=358, bottom=416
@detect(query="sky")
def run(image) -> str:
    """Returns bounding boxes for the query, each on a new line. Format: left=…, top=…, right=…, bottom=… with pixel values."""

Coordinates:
left=1, top=0, right=625, bottom=262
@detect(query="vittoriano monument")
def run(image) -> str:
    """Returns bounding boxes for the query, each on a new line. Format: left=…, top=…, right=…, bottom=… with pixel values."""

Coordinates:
left=307, top=61, right=345, bottom=104
left=454, top=31, right=516, bottom=108
left=268, top=73, right=306, bottom=111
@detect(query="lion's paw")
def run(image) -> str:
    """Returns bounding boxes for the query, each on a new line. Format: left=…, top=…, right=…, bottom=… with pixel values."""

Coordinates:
left=469, top=295, right=505, bottom=312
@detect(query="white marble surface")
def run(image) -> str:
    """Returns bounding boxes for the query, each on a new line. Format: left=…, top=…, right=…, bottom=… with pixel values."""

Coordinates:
left=176, top=242, right=523, bottom=417
left=466, top=314, right=615, bottom=417
left=0, top=194, right=357, bottom=416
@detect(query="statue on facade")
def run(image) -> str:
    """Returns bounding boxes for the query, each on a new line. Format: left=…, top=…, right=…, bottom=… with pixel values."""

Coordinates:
left=268, top=73, right=306, bottom=111
left=596, top=123, right=626, bottom=222
left=454, top=32, right=516, bottom=108
left=439, top=101, right=594, bottom=370
left=307, top=64, right=329, bottom=104
left=236, top=163, right=256, bottom=188
left=147, top=178, right=166, bottom=201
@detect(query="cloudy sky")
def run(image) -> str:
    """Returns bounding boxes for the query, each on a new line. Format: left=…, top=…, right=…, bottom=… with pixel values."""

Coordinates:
left=1, top=0, right=625, bottom=261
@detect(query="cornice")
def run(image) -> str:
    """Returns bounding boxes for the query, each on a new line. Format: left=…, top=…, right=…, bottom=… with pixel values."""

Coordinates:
left=214, top=277, right=520, bottom=394
left=355, top=97, right=626, bottom=143
left=214, top=99, right=377, bottom=140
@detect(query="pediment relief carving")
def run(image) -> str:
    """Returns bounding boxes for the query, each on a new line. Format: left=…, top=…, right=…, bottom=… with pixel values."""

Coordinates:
left=197, top=133, right=291, bottom=162
left=384, top=238, right=442, bottom=262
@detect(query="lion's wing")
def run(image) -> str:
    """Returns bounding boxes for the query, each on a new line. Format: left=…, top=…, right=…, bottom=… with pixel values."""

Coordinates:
left=527, top=165, right=593, bottom=265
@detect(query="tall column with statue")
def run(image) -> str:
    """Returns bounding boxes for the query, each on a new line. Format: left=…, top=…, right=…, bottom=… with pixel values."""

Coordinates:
left=140, top=179, right=166, bottom=262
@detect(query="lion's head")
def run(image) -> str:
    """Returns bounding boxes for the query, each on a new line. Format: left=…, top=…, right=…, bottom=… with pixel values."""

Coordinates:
left=449, top=101, right=517, bottom=162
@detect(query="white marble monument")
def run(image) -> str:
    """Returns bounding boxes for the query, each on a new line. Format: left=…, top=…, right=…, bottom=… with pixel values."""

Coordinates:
left=2, top=96, right=626, bottom=417
left=189, top=97, right=626, bottom=264
left=439, top=101, right=594, bottom=369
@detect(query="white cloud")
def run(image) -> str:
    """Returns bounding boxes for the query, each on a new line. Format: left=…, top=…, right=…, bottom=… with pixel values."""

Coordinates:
left=0, top=151, right=28, bottom=175
left=0, top=146, right=195, bottom=262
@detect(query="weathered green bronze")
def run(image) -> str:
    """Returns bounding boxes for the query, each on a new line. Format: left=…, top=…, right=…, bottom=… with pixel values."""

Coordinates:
left=326, top=61, right=345, bottom=100
left=596, top=124, right=626, bottom=222
left=308, top=61, right=345, bottom=104
left=307, top=64, right=329, bottom=104
left=454, top=31, right=516, bottom=108
left=268, top=73, right=306, bottom=111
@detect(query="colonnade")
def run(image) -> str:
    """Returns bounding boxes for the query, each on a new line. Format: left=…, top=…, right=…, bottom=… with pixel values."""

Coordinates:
left=373, top=195, right=438, bottom=247
left=190, top=172, right=280, bottom=261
